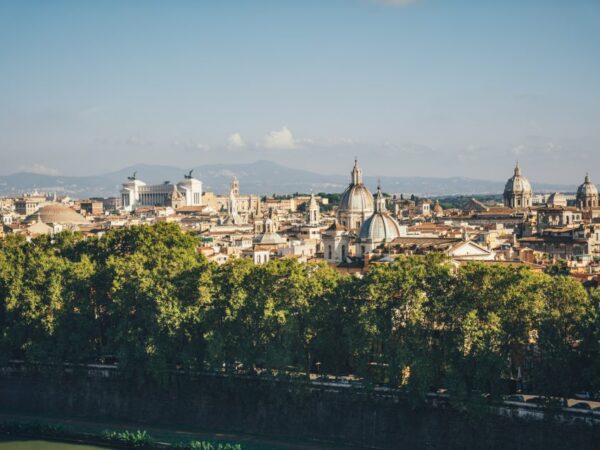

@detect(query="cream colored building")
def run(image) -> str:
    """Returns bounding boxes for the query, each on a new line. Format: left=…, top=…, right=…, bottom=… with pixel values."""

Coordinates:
left=121, top=171, right=202, bottom=212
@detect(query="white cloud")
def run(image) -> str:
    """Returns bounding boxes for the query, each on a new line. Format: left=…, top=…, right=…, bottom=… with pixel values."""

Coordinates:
left=263, top=126, right=298, bottom=150
left=227, top=132, right=245, bottom=149
left=19, top=164, right=61, bottom=176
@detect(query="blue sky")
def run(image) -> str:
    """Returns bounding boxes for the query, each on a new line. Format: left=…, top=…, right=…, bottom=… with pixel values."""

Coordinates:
left=1, top=0, right=599, bottom=183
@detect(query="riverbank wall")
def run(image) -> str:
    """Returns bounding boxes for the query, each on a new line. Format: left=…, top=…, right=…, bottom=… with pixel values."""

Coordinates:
left=1, top=368, right=599, bottom=449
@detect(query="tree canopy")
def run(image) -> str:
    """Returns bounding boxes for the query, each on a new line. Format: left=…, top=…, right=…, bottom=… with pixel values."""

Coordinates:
left=0, top=223, right=598, bottom=399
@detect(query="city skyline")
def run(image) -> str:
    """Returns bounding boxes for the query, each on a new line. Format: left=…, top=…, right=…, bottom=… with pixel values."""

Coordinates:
left=3, top=3, right=600, bottom=447
left=1, top=0, right=599, bottom=182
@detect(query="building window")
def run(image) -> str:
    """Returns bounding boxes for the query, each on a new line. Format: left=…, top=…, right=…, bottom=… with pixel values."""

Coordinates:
left=328, top=245, right=332, bottom=260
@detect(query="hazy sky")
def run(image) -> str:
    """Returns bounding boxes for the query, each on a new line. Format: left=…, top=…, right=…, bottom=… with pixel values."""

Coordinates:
left=1, top=0, right=599, bottom=183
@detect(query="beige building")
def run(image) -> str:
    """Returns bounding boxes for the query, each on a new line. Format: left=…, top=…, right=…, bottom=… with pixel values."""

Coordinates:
left=15, top=195, right=46, bottom=216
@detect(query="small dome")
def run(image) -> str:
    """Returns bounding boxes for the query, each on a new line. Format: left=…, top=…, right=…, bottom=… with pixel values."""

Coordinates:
left=25, top=204, right=89, bottom=225
left=359, top=214, right=402, bottom=242
left=339, top=184, right=374, bottom=212
left=358, top=186, right=402, bottom=243
left=577, top=174, right=598, bottom=198
left=504, top=163, right=532, bottom=195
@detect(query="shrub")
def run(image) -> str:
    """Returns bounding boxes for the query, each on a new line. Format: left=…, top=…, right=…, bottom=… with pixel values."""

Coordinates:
left=102, top=429, right=156, bottom=448
left=176, top=440, right=243, bottom=450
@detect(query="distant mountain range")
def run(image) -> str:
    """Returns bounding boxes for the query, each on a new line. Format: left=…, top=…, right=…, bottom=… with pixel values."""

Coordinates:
left=0, top=160, right=579, bottom=199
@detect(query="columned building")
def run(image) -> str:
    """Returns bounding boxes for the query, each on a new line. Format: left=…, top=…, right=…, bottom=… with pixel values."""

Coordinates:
left=120, top=171, right=202, bottom=212
left=503, top=163, right=533, bottom=209
left=337, top=160, right=374, bottom=231
left=576, top=174, right=599, bottom=210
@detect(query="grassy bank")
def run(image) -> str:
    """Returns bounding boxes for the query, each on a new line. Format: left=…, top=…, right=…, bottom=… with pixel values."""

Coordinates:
left=0, top=420, right=242, bottom=449
left=0, top=414, right=357, bottom=450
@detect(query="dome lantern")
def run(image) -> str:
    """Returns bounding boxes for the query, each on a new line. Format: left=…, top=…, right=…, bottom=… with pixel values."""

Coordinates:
left=374, top=182, right=386, bottom=213
left=351, top=158, right=363, bottom=185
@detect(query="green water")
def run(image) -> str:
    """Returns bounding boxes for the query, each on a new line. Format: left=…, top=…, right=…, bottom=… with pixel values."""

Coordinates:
left=0, top=441, right=109, bottom=449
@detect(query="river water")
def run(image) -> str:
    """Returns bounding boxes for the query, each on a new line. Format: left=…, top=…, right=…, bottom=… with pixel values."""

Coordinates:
left=0, top=441, right=109, bottom=449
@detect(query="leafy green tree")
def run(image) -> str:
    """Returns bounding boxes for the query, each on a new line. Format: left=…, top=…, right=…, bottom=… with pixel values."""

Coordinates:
left=205, top=257, right=255, bottom=369
left=357, top=257, right=429, bottom=387
left=531, top=275, right=593, bottom=396
left=103, top=224, right=212, bottom=384
left=2, top=223, right=600, bottom=402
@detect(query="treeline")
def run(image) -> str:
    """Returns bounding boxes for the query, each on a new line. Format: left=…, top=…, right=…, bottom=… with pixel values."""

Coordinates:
left=432, top=194, right=504, bottom=210
left=1, top=223, right=599, bottom=400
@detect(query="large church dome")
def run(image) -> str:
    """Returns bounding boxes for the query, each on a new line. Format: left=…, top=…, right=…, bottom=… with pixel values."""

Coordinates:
left=504, top=163, right=532, bottom=195
left=339, top=184, right=374, bottom=212
left=337, top=160, right=374, bottom=230
left=576, top=174, right=599, bottom=209
left=503, top=163, right=533, bottom=209
left=358, top=186, right=402, bottom=243
left=25, top=204, right=89, bottom=225
left=577, top=174, right=598, bottom=198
